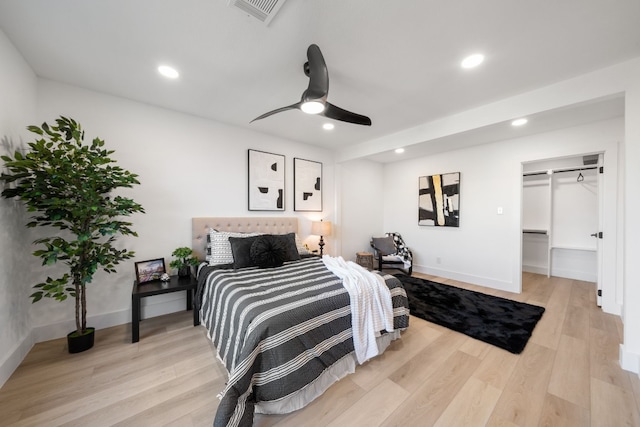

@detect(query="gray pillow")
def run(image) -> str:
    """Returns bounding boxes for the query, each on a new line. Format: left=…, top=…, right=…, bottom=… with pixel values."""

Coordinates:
left=229, top=235, right=261, bottom=269
left=372, top=236, right=397, bottom=255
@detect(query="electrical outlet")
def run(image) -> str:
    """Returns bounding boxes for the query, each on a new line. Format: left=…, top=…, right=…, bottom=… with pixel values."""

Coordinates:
left=497, top=207, right=504, bottom=215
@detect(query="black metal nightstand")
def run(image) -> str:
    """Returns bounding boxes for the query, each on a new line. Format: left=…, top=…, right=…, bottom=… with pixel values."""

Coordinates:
left=131, top=275, right=199, bottom=343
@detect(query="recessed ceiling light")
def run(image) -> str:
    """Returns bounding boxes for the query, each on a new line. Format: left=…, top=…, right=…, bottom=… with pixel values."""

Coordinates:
left=158, top=65, right=179, bottom=79
left=323, top=123, right=335, bottom=130
left=395, top=148, right=405, bottom=154
left=511, top=118, right=528, bottom=126
left=461, top=53, right=484, bottom=69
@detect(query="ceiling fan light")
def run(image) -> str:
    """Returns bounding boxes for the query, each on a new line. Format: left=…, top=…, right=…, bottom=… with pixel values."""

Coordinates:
left=301, top=101, right=325, bottom=114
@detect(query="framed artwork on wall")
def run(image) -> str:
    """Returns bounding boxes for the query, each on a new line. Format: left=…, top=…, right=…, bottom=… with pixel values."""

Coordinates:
left=294, top=158, right=322, bottom=212
left=134, top=258, right=166, bottom=284
left=248, top=149, right=285, bottom=211
left=418, top=172, right=460, bottom=227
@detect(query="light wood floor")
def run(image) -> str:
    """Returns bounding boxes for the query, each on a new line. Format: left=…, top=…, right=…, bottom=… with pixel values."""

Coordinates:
left=1, top=272, right=639, bottom=426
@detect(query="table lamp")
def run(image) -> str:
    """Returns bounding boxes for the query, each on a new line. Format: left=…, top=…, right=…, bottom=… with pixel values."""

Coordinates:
left=311, top=219, right=332, bottom=256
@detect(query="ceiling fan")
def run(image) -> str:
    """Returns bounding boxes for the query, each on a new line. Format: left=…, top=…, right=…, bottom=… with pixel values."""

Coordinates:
left=251, top=44, right=372, bottom=126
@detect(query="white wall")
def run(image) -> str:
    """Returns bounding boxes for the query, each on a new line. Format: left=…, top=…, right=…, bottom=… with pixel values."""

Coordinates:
left=0, top=29, right=38, bottom=387
left=621, top=78, right=640, bottom=374
left=26, top=79, right=335, bottom=341
left=337, top=159, right=385, bottom=262
left=380, top=118, right=622, bottom=299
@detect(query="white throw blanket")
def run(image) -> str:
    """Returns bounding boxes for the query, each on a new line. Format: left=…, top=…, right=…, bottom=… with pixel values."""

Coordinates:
left=322, top=255, right=395, bottom=364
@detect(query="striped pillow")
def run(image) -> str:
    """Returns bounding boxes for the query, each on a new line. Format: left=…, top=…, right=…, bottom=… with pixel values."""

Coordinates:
left=208, top=229, right=261, bottom=266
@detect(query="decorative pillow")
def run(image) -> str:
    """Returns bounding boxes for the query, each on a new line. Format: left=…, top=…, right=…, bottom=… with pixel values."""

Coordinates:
left=229, top=235, right=261, bottom=269
left=228, top=233, right=301, bottom=269
left=206, top=232, right=212, bottom=261
left=250, top=235, right=288, bottom=268
left=208, top=230, right=261, bottom=266
left=372, top=236, right=397, bottom=255
left=271, top=233, right=301, bottom=262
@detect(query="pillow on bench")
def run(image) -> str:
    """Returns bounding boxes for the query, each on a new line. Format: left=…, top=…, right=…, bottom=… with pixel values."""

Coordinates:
left=371, top=236, right=397, bottom=255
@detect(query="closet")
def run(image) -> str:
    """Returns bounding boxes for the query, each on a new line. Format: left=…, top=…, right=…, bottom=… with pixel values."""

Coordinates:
left=522, top=155, right=600, bottom=283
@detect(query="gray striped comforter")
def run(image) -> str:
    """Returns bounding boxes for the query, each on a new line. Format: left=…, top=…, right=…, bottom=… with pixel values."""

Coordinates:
left=198, top=257, right=409, bottom=427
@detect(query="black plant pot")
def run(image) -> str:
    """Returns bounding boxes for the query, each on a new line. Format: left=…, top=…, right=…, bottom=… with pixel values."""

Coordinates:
left=178, top=266, right=190, bottom=277
left=67, top=327, right=95, bottom=354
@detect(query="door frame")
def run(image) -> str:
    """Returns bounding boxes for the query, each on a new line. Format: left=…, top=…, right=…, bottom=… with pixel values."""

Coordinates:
left=520, top=150, right=619, bottom=314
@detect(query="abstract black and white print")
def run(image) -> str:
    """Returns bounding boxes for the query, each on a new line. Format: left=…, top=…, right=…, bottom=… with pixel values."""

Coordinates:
left=418, top=172, right=460, bottom=226
left=294, top=158, right=322, bottom=211
left=248, top=149, right=285, bottom=211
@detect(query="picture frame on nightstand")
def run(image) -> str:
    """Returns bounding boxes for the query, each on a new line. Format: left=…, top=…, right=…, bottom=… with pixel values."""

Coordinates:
left=134, top=258, right=166, bottom=284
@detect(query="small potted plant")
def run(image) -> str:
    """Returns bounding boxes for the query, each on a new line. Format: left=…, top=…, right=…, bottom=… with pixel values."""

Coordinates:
left=169, top=247, right=199, bottom=277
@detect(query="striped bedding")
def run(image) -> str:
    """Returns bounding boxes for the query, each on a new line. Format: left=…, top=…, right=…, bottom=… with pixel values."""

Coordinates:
left=198, top=257, right=409, bottom=427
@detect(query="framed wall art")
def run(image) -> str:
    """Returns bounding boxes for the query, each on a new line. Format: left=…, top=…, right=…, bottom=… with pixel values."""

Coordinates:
left=134, top=258, right=166, bottom=284
left=294, top=158, right=322, bottom=212
left=418, top=172, right=460, bottom=227
left=248, top=149, right=285, bottom=211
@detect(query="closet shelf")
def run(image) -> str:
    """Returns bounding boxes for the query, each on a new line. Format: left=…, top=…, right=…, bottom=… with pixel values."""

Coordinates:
left=550, top=245, right=596, bottom=252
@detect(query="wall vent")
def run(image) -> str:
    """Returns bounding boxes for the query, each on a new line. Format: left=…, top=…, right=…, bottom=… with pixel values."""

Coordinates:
left=583, top=154, right=599, bottom=165
left=228, top=0, right=288, bottom=26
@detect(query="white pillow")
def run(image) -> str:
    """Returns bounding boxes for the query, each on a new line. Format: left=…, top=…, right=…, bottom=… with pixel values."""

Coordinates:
left=208, top=229, right=261, bottom=266
left=295, top=234, right=310, bottom=255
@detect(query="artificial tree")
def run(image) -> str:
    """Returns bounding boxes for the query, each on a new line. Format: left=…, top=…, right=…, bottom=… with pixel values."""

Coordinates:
left=0, top=116, right=144, bottom=348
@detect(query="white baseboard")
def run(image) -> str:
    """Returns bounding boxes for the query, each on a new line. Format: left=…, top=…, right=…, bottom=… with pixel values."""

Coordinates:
left=550, top=267, right=597, bottom=283
left=523, top=264, right=597, bottom=283
left=0, top=331, right=34, bottom=388
left=141, top=291, right=191, bottom=320
left=32, top=310, right=131, bottom=343
left=620, top=344, right=640, bottom=375
left=1, top=294, right=190, bottom=389
left=32, top=293, right=190, bottom=342
left=522, top=264, right=547, bottom=276
left=413, top=264, right=516, bottom=293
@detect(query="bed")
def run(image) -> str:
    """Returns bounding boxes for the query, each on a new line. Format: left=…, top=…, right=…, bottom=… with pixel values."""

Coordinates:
left=192, top=217, right=410, bottom=427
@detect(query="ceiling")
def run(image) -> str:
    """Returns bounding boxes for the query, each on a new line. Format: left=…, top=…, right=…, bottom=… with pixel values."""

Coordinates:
left=0, top=0, right=638, bottom=160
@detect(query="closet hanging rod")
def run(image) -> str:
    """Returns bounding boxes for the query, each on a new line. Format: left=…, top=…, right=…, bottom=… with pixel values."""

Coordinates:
left=523, top=165, right=598, bottom=177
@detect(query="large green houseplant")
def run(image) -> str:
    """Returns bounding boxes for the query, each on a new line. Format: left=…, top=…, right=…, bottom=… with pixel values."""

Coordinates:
left=0, top=116, right=144, bottom=352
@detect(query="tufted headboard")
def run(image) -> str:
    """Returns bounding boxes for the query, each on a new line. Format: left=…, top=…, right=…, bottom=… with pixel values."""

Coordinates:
left=191, top=217, right=299, bottom=261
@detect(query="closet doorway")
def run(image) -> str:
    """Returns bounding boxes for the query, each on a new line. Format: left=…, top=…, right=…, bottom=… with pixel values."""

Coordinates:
left=522, top=153, right=603, bottom=305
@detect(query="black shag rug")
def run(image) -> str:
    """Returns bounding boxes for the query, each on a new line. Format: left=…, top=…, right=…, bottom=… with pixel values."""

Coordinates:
left=394, top=274, right=545, bottom=354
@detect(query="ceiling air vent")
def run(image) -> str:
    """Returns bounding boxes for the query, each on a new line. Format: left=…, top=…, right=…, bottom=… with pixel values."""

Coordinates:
left=228, top=0, right=288, bottom=26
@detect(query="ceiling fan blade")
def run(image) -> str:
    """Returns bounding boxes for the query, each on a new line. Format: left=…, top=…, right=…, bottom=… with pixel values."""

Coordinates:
left=250, top=102, right=302, bottom=123
left=322, top=102, right=372, bottom=126
left=304, top=44, right=328, bottom=101
left=251, top=44, right=370, bottom=126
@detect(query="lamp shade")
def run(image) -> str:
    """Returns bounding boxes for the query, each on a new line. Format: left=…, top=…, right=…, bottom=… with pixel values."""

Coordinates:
left=311, top=220, right=332, bottom=236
